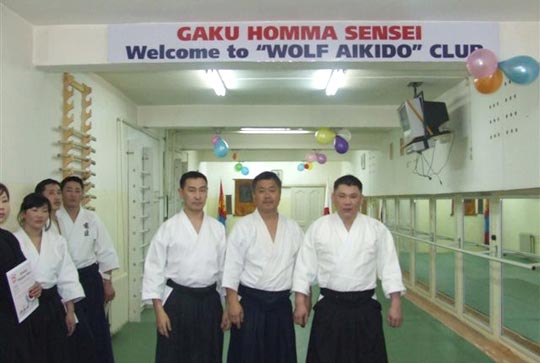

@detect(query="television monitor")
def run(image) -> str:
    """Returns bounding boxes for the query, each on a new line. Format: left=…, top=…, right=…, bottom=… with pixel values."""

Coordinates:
left=397, top=96, right=426, bottom=146
left=423, top=101, right=450, bottom=136
left=398, top=96, right=450, bottom=153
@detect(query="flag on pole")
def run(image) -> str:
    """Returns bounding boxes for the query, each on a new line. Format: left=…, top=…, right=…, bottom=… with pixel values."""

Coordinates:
left=218, top=180, right=227, bottom=226
left=323, top=180, right=331, bottom=215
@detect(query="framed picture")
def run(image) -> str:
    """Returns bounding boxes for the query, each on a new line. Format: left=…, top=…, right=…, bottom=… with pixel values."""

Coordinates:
left=234, top=179, right=256, bottom=216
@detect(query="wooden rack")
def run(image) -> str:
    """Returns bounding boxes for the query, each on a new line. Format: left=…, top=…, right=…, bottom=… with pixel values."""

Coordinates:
left=58, top=73, right=97, bottom=209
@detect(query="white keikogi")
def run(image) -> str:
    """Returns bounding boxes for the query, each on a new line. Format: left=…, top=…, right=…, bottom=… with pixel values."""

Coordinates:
left=222, top=209, right=304, bottom=292
left=14, top=228, right=84, bottom=302
left=56, top=207, right=119, bottom=273
left=142, top=210, right=227, bottom=304
left=293, top=212, right=405, bottom=297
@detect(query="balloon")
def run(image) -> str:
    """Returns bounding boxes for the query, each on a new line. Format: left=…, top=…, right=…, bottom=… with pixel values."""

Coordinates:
left=316, top=153, right=327, bottom=164
left=466, top=48, right=498, bottom=79
left=499, top=55, right=540, bottom=85
left=234, top=162, right=243, bottom=171
left=474, top=69, right=503, bottom=94
left=211, top=135, right=220, bottom=145
left=297, top=163, right=305, bottom=171
left=334, top=135, right=349, bottom=154
left=213, top=138, right=229, bottom=158
left=315, top=128, right=336, bottom=144
left=337, top=128, right=352, bottom=142
left=305, top=162, right=313, bottom=170
left=232, top=152, right=238, bottom=160
left=304, top=163, right=310, bottom=170
left=241, top=166, right=249, bottom=175
left=305, top=152, right=317, bottom=162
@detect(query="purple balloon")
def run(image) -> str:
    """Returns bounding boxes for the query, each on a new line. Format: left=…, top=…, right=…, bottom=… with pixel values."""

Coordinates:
left=466, top=48, right=498, bottom=79
left=334, top=135, right=349, bottom=154
left=316, top=153, right=327, bottom=164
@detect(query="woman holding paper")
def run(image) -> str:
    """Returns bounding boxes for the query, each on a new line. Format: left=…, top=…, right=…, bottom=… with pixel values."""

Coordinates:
left=14, top=192, right=85, bottom=363
left=0, top=183, right=41, bottom=363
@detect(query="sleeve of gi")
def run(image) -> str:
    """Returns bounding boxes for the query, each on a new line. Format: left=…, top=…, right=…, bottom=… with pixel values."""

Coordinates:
left=221, top=221, right=250, bottom=291
left=141, top=223, right=169, bottom=304
left=92, top=213, right=120, bottom=273
left=292, top=223, right=318, bottom=296
left=376, top=222, right=406, bottom=298
left=56, top=236, right=85, bottom=303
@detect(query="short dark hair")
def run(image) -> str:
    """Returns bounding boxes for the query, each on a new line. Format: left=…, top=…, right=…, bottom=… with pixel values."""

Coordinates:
left=333, top=174, right=363, bottom=192
left=180, top=171, right=207, bottom=189
left=0, top=183, right=10, bottom=200
left=35, top=178, right=61, bottom=194
left=252, top=171, right=282, bottom=190
left=18, top=193, right=51, bottom=230
left=61, top=176, right=84, bottom=190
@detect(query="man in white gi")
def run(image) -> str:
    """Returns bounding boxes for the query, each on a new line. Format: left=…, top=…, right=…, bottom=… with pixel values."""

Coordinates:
left=293, top=174, right=405, bottom=363
left=57, top=176, right=119, bottom=363
left=142, top=171, right=228, bottom=363
left=223, top=171, right=304, bottom=363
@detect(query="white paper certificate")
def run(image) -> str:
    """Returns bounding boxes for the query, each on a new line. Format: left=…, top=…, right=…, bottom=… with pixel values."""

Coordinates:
left=6, top=260, right=39, bottom=323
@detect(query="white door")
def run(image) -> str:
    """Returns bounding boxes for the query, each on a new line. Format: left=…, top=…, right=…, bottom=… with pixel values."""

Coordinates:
left=291, top=187, right=325, bottom=230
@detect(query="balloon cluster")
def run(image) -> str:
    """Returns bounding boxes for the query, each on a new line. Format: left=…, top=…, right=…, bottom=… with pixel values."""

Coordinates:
left=314, top=128, right=351, bottom=154
left=466, top=49, right=540, bottom=94
left=234, top=162, right=250, bottom=176
left=212, top=135, right=229, bottom=158
left=298, top=151, right=328, bottom=172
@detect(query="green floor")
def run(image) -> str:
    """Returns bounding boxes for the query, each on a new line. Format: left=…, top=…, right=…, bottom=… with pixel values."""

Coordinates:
left=112, top=288, right=496, bottom=363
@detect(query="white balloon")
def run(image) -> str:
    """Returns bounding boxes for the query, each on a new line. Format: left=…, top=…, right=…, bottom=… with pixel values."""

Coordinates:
left=337, top=128, right=352, bottom=142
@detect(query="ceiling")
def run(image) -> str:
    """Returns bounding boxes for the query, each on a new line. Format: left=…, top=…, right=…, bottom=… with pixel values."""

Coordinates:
left=2, top=0, right=539, bottom=151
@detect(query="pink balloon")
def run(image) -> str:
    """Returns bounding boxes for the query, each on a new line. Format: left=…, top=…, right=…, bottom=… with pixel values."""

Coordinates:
left=211, top=135, right=220, bottom=145
left=466, top=48, right=498, bottom=79
left=305, top=152, right=317, bottom=162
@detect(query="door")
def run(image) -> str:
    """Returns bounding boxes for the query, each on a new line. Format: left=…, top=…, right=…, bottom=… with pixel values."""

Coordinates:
left=291, top=187, right=325, bottom=230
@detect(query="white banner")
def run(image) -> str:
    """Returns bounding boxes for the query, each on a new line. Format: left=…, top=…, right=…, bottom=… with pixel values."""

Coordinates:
left=108, top=21, right=499, bottom=63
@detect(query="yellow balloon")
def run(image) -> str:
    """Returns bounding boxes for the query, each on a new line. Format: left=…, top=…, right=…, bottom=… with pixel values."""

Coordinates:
left=474, top=69, right=503, bottom=94
left=315, top=128, right=336, bottom=144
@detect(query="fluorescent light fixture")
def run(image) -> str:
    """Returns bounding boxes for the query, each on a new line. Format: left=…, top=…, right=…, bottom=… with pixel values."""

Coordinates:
left=325, top=69, right=346, bottom=96
left=206, top=69, right=226, bottom=96
left=238, top=128, right=313, bottom=134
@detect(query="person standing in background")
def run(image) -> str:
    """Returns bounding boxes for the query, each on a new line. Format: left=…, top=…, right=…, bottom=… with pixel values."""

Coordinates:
left=35, top=177, right=98, bottom=363
left=142, top=171, right=228, bottom=363
left=57, top=176, right=119, bottom=363
left=35, top=179, right=63, bottom=235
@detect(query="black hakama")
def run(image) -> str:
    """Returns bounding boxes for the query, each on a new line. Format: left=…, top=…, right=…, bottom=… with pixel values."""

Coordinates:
left=0, top=229, right=40, bottom=363
left=29, top=286, right=71, bottom=363
left=76, top=263, right=114, bottom=363
left=155, top=280, right=223, bottom=363
left=227, top=284, right=296, bottom=363
left=306, top=288, right=388, bottom=363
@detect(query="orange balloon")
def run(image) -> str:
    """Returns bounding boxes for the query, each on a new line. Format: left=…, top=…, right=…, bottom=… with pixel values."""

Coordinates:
left=474, top=69, right=503, bottom=94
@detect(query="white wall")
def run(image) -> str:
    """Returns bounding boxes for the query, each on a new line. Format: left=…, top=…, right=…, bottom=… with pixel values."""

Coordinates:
left=1, top=4, right=137, bottom=330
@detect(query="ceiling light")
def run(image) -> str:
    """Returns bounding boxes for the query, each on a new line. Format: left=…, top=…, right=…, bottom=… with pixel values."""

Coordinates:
left=206, top=69, right=226, bottom=96
left=325, top=69, right=346, bottom=96
left=238, top=128, right=313, bottom=134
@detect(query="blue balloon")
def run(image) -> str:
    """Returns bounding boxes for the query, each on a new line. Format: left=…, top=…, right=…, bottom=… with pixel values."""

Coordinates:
left=297, top=163, right=305, bottom=171
left=498, top=56, right=540, bottom=85
left=213, top=138, right=229, bottom=158
left=241, top=166, right=249, bottom=175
